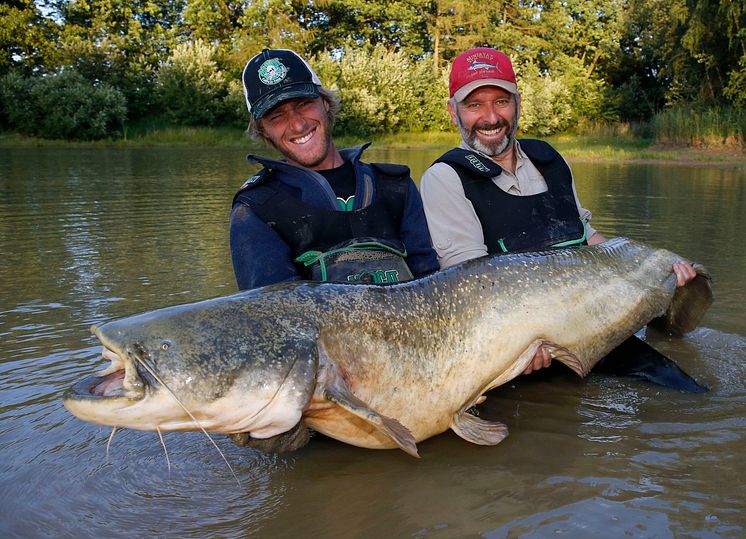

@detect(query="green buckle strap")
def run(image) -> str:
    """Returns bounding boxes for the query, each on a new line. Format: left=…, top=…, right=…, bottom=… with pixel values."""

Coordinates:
left=295, top=241, right=408, bottom=282
left=497, top=219, right=587, bottom=253
left=551, top=219, right=587, bottom=248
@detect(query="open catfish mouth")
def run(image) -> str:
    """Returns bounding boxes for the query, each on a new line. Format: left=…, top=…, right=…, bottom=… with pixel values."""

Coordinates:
left=65, top=342, right=155, bottom=403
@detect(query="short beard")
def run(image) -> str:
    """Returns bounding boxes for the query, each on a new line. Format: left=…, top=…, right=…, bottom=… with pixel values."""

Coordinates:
left=456, top=111, right=517, bottom=157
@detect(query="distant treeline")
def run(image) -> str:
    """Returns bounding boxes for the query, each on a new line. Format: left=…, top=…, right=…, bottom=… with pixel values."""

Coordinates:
left=1, top=0, right=744, bottom=144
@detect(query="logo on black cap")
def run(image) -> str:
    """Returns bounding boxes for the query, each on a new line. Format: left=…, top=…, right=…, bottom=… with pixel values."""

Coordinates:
left=258, top=59, right=289, bottom=86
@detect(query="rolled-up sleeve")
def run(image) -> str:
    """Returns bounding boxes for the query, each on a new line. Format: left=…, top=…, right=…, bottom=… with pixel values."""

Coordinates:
left=419, top=163, right=488, bottom=269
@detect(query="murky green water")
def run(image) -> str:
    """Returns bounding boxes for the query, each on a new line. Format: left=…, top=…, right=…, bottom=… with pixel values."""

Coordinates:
left=1, top=146, right=745, bottom=538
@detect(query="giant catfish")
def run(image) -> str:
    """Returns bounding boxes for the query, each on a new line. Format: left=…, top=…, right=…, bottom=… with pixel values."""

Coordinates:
left=63, top=238, right=713, bottom=457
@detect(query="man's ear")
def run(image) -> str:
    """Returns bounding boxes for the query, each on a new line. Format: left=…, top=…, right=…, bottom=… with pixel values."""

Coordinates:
left=447, top=100, right=458, bottom=126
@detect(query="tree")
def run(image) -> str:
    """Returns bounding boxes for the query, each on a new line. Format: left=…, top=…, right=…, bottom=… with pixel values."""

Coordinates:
left=0, top=0, right=55, bottom=75
left=228, top=0, right=314, bottom=75
left=46, top=0, right=185, bottom=117
left=156, top=39, right=227, bottom=125
left=0, top=68, right=126, bottom=139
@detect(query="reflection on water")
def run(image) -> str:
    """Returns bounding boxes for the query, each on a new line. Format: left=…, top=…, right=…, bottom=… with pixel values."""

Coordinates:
left=1, top=147, right=744, bottom=538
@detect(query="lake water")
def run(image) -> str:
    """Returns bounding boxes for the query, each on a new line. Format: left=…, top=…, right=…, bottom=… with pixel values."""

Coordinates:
left=1, top=146, right=745, bottom=538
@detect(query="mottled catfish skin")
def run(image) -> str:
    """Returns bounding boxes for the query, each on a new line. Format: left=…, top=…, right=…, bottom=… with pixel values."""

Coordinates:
left=63, top=238, right=712, bottom=456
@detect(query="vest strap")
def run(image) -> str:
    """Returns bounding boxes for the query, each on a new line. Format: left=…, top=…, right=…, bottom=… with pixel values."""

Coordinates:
left=295, top=240, right=412, bottom=284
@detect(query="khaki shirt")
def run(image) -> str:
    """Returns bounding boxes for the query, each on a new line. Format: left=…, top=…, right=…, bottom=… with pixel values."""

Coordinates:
left=420, top=140, right=598, bottom=269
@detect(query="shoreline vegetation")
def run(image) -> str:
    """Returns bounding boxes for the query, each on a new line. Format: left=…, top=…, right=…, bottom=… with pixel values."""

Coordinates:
left=4, top=1, right=743, bottom=157
left=1, top=125, right=743, bottom=166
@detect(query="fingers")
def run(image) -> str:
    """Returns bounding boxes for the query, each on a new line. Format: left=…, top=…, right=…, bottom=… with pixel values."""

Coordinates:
left=539, top=346, right=552, bottom=369
left=523, top=345, right=552, bottom=375
left=673, top=261, right=697, bottom=287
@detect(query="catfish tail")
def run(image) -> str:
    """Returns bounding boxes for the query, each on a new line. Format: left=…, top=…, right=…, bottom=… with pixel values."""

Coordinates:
left=649, top=264, right=713, bottom=336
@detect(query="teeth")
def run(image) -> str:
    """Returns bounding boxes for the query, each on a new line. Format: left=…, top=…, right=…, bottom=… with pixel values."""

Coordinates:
left=478, top=128, right=502, bottom=136
left=99, top=347, right=124, bottom=376
left=97, top=346, right=145, bottom=397
left=102, top=347, right=120, bottom=362
left=291, top=130, right=314, bottom=144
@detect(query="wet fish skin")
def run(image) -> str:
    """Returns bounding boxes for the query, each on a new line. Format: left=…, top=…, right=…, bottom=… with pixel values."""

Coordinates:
left=63, top=238, right=712, bottom=456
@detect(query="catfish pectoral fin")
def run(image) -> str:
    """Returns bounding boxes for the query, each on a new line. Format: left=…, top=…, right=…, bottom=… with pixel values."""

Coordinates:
left=451, top=411, right=508, bottom=445
left=323, top=386, right=419, bottom=458
left=228, top=421, right=312, bottom=452
left=542, top=340, right=587, bottom=377
left=480, top=339, right=547, bottom=395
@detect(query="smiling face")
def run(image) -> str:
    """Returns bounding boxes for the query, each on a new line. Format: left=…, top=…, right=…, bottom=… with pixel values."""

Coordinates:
left=448, top=85, right=519, bottom=158
left=258, top=96, right=338, bottom=170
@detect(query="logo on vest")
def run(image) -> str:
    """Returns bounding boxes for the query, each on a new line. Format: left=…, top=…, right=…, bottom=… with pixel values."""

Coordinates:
left=337, top=195, right=355, bottom=211
left=258, top=59, right=288, bottom=86
left=465, top=154, right=490, bottom=173
left=240, top=174, right=261, bottom=189
left=347, top=269, right=399, bottom=284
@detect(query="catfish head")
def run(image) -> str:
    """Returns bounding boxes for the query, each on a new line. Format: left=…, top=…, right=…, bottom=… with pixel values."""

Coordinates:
left=63, top=293, right=320, bottom=440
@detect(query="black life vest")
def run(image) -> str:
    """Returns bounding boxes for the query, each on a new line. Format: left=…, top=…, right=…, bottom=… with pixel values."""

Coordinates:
left=233, top=163, right=414, bottom=283
left=434, top=139, right=586, bottom=253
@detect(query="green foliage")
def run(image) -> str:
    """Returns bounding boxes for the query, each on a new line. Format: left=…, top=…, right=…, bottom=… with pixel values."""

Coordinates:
left=1, top=0, right=742, bottom=141
left=0, top=0, right=55, bottom=76
left=313, top=47, right=451, bottom=136
left=602, top=75, right=656, bottom=123
left=651, top=106, right=745, bottom=148
left=224, top=79, right=250, bottom=130
left=300, top=0, right=432, bottom=57
left=0, top=68, right=126, bottom=140
left=724, top=55, right=746, bottom=108
left=517, top=66, right=574, bottom=137
left=156, top=40, right=228, bottom=126
left=50, top=0, right=184, bottom=117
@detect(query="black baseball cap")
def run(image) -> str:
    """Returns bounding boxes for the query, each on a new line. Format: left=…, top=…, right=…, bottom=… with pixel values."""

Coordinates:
left=242, top=49, right=323, bottom=121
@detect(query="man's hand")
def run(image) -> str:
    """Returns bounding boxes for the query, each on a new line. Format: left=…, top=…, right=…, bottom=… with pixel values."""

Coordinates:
left=673, top=261, right=697, bottom=287
left=523, top=345, right=552, bottom=375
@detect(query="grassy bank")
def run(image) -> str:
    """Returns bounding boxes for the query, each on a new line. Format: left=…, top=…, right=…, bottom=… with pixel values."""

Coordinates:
left=1, top=126, right=743, bottom=165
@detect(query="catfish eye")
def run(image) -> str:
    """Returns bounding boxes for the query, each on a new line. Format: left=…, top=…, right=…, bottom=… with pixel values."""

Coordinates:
left=161, top=341, right=172, bottom=351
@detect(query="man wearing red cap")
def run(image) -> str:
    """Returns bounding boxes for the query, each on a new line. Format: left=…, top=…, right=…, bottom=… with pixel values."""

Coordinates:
left=420, top=47, right=696, bottom=374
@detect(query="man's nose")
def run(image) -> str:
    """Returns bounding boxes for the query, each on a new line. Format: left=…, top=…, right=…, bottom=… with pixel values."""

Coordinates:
left=287, top=108, right=308, bottom=131
left=481, top=104, right=500, bottom=123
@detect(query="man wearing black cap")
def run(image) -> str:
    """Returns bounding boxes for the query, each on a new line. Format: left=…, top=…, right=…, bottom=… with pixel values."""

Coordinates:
left=230, top=49, right=438, bottom=290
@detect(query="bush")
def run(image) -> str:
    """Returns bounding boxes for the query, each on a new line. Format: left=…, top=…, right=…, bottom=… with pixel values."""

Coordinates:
left=651, top=106, right=745, bottom=149
left=0, top=69, right=126, bottom=140
left=223, top=78, right=250, bottom=130
left=156, top=40, right=228, bottom=126
left=314, top=47, right=451, bottom=136
left=602, top=75, right=657, bottom=123
left=516, top=64, right=574, bottom=136
left=515, top=57, right=608, bottom=136
left=724, top=56, right=746, bottom=108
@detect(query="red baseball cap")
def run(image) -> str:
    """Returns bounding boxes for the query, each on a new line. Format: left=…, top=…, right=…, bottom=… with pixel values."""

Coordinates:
left=449, top=48, right=518, bottom=102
